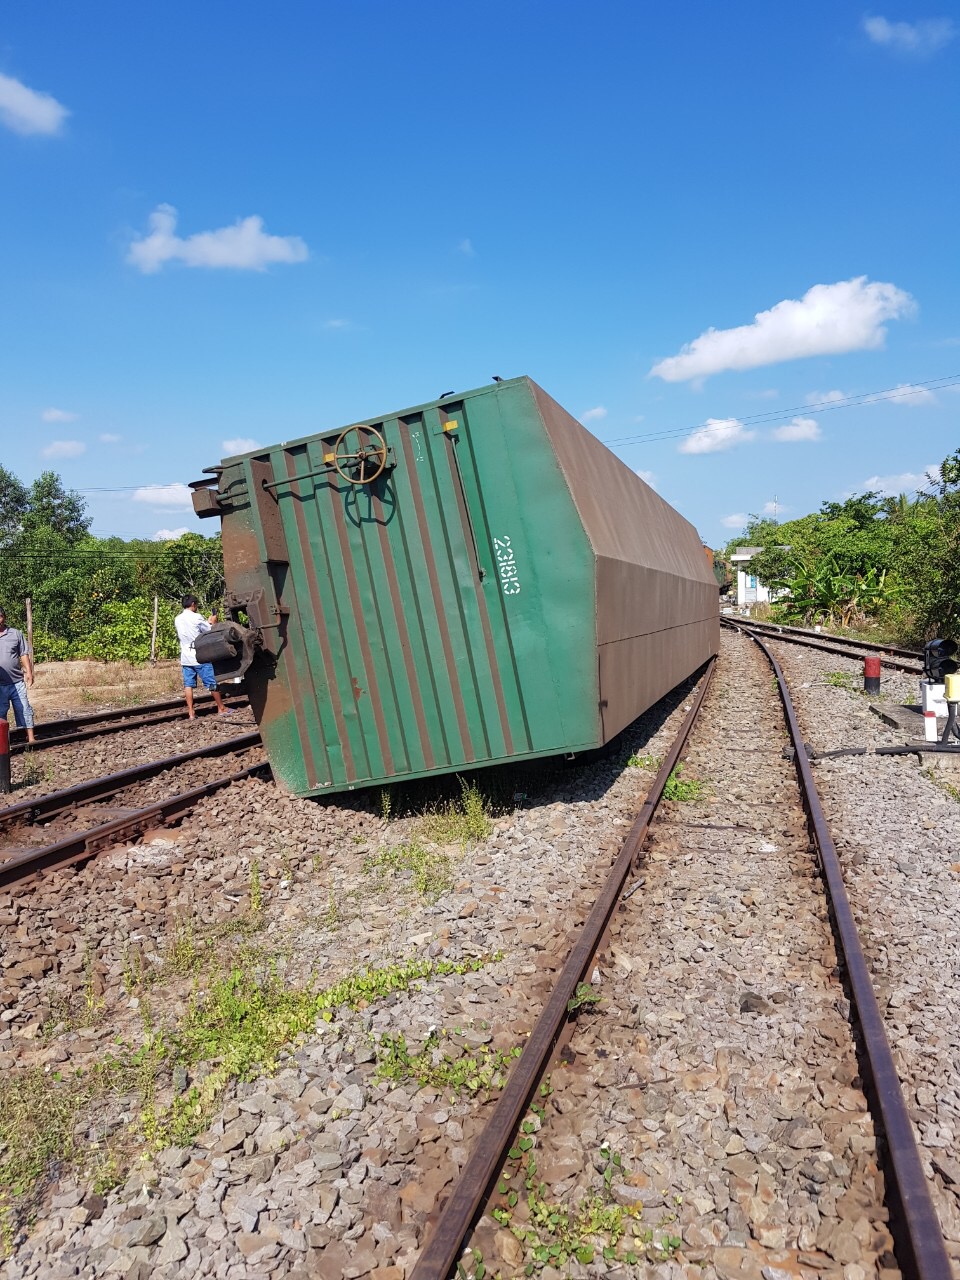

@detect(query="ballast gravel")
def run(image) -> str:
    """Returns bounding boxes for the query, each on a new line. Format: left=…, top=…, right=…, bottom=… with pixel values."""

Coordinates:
left=8, top=701, right=257, bottom=803
left=750, top=632, right=960, bottom=1276
left=2, top=629, right=957, bottom=1278
left=1, top=679, right=699, bottom=1279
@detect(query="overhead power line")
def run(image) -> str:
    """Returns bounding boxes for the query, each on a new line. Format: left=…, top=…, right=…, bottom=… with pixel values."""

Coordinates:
left=599, top=373, right=960, bottom=450
left=9, top=371, right=959, bottom=500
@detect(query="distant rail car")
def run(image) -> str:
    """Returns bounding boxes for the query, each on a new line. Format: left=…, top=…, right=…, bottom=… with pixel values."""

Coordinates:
left=190, top=377, right=719, bottom=797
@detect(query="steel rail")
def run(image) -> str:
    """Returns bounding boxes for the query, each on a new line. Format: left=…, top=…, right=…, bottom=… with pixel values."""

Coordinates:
left=0, top=731, right=262, bottom=830
left=10, top=695, right=248, bottom=756
left=740, top=625, right=952, bottom=1280
left=732, top=617, right=920, bottom=661
left=0, top=760, right=269, bottom=889
left=409, top=657, right=717, bottom=1280
left=732, top=619, right=922, bottom=674
left=10, top=689, right=247, bottom=744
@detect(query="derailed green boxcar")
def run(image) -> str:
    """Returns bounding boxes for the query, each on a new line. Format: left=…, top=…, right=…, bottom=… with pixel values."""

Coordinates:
left=191, top=377, right=718, bottom=796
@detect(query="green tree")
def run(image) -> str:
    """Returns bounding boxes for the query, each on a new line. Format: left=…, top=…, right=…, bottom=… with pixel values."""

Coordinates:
left=728, top=494, right=898, bottom=628
left=0, top=466, right=29, bottom=548
left=148, top=532, right=225, bottom=610
left=0, top=466, right=224, bottom=660
left=892, top=455, right=960, bottom=641
left=21, top=472, right=90, bottom=544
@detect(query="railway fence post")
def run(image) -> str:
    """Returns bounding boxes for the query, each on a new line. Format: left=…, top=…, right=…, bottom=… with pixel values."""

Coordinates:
left=150, top=595, right=159, bottom=666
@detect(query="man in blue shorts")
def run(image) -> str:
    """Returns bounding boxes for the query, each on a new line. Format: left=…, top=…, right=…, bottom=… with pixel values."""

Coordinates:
left=174, top=595, right=232, bottom=720
left=0, top=605, right=37, bottom=744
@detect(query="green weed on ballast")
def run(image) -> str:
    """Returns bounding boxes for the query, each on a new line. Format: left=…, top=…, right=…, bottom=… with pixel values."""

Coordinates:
left=420, top=777, right=493, bottom=846
left=374, top=1030, right=522, bottom=1096
left=0, top=1068, right=87, bottom=1207
left=0, top=952, right=497, bottom=1241
left=627, top=752, right=660, bottom=770
left=662, top=763, right=704, bottom=802
left=248, top=859, right=264, bottom=914
left=566, top=982, right=601, bottom=1015
left=323, top=890, right=340, bottom=928
left=490, top=1128, right=683, bottom=1271
left=923, top=766, right=960, bottom=804
left=364, top=840, right=454, bottom=901
left=17, top=752, right=45, bottom=788
left=142, top=953, right=494, bottom=1147
left=825, top=670, right=856, bottom=690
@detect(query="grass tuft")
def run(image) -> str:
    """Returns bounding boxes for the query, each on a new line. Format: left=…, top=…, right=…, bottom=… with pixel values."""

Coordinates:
left=364, top=841, right=454, bottom=901
left=419, top=778, right=493, bottom=846
left=662, top=764, right=705, bottom=802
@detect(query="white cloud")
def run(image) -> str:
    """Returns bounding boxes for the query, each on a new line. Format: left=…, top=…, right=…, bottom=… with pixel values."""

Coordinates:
left=678, top=418, right=755, bottom=454
left=762, top=501, right=789, bottom=516
left=458, top=238, right=476, bottom=257
left=132, top=483, right=193, bottom=509
left=650, top=278, right=915, bottom=382
left=153, top=527, right=191, bottom=541
left=99, top=433, right=122, bottom=444
left=635, top=468, right=656, bottom=487
left=222, top=437, right=261, bottom=455
left=581, top=406, right=607, bottom=423
left=324, top=318, right=352, bottom=330
left=0, top=71, right=69, bottom=136
left=127, top=204, right=309, bottom=274
left=867, top=382, right=936, bottom=406
left=42, top=407, right=78, bottom=423
left=721, top=513, right=748, bottom=529
left=771, top=416, right=821, bottom=442
left=859, top=467, right=939, bottom=497
left=863, top=15, right=955, bottom=54
left=42, top=440, right=85, bottom=459
left=806, top=389, right=846, bottom=405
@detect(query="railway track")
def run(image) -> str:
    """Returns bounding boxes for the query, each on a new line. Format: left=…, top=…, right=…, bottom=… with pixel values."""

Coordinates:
left=0, top=732, right=267, bottom=888
left=9, top=690, right=248, bottom=755
left=3, top=633, right=959, bottom=1276
left=730, top=617, right=923, bottom=674
left=411, top=628, right=950, bottom=1277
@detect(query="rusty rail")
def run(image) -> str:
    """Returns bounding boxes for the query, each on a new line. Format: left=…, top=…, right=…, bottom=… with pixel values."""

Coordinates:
left=0, top=732, right=261, bottom=830
left=738, top=625, right=951, bottom=1280
left=412, top=632, right=951, bottom=1279
left=10, top=693, right=248, bottom=756
left=0, top=760, right=269, bottom=889
left=410, top=657, right=717, bottom=1280
left=732, top=618, right=922, bottom=673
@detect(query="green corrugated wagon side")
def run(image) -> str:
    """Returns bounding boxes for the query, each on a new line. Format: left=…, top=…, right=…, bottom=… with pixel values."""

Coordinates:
left=192, top=378, right=718, bottom=797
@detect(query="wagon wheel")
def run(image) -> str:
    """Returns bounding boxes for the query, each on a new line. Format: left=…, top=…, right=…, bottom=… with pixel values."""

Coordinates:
left=333, top=427, right=388, bottom=484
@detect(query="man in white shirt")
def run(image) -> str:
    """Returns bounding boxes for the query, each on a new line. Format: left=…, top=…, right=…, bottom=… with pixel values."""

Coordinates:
left=174, top=595, right=232, bottom=720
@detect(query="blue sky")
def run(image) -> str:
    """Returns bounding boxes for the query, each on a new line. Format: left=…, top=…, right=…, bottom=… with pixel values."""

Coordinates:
left=2, top=3, right=958, bottom=545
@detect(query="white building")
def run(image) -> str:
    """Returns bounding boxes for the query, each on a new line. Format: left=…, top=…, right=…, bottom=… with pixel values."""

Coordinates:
left=730, top=546, right=773, bottom=608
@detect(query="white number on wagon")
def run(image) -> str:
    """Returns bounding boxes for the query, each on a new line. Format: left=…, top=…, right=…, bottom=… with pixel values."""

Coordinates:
left=493, top=535, right=521, bottom=596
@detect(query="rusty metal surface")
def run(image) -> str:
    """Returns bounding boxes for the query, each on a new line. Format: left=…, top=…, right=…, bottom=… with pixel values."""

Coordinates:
left=740, top=625, right=952, bottom=1280
left=0, top=760, right=269, bottom=890
left=410, top=657, right=717, bottom=1280
left=0, top=732, right=260, bottom=829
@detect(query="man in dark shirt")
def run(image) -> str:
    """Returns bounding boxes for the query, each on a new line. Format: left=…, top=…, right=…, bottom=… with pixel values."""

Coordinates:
left=0, top=606, right=37, bottom=744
